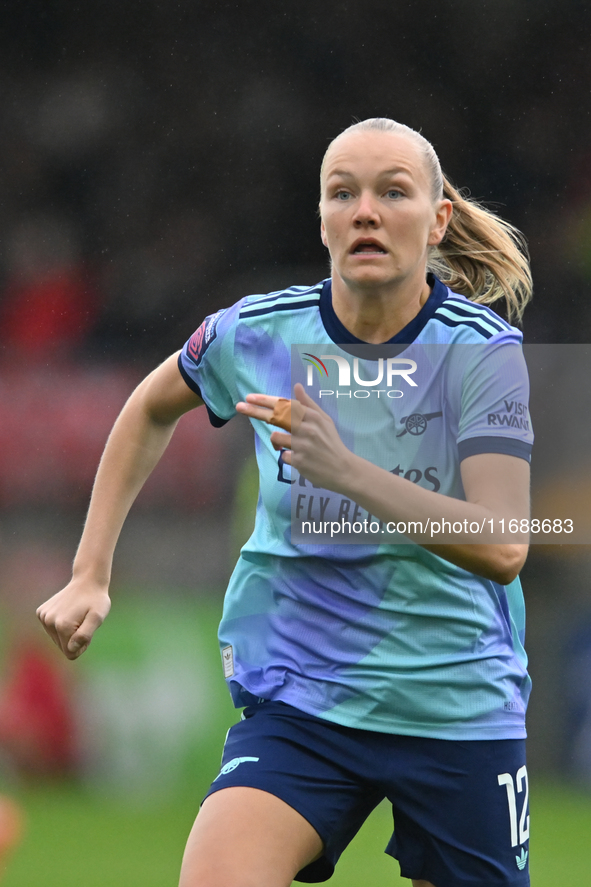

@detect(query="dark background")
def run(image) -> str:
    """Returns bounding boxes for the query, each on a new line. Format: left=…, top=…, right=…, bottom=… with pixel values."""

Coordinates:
left=0, top=0, right=590, bottom=785
left=1, top=0, right=590, bottom=361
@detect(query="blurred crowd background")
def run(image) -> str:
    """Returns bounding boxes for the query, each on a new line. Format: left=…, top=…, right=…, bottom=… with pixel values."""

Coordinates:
left=0, top=1, right=591, bottom=868
left=2, top=0, right=591, bottom=361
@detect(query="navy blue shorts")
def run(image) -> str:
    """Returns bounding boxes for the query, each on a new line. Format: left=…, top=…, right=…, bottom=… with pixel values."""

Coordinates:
left=203, top=702, right=530, bottom=887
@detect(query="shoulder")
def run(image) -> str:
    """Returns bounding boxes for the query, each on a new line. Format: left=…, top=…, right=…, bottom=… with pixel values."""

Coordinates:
left=186, top=281, right=324, bottom=353
left=183, top=280, right=326, bottom=373
left=237, top=280, right=325, bottom=321
left=430, top=287, right=522, bottom=344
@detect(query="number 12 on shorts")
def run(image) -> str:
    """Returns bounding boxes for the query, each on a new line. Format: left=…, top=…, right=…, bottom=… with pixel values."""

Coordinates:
left=498, top=766, right=530, bottom=847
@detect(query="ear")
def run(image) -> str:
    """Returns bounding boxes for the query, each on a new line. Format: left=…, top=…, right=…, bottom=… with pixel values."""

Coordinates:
left=320, top=217, right=328, bottom=248
left=428, top=198, right=453, bottom=247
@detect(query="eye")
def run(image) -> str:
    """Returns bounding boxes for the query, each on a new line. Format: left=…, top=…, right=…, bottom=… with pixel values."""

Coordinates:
left=335, top=190, right=352, bottom=201
left=386, top=189, right=403, bottom=200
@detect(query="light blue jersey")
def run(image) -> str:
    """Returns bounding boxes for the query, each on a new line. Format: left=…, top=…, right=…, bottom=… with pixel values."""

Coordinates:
left=178, top=276, right=533, bottom=739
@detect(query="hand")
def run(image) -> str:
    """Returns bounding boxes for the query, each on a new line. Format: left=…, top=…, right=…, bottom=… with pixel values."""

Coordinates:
left=236, top=393, right=304, bottom=434
left=237, top=384, right=356, bottom=492
left=36, top=579, right=111, bottom=661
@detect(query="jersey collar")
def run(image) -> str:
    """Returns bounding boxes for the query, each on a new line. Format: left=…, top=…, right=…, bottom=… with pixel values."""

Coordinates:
left=319, top=273, right=448, bottom=345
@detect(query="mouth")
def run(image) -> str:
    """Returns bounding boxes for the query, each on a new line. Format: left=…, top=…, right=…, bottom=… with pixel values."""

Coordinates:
left=350, top=239, right=387, bottom=255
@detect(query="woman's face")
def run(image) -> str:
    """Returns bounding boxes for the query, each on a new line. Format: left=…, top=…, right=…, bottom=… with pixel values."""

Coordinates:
left=319, top=129, right=451, bottom=292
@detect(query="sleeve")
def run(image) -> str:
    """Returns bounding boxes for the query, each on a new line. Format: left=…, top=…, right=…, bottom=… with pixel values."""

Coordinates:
left=456, top=334, right=534, bottom=463
left=178, top=304, right=240, bottom=427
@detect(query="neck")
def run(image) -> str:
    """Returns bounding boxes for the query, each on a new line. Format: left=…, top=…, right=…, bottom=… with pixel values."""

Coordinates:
left=330, top=271, right=432, bottom=343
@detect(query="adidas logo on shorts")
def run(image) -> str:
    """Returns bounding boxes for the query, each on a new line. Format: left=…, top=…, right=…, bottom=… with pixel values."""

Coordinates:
left=515, top=847, right=528, bottom=870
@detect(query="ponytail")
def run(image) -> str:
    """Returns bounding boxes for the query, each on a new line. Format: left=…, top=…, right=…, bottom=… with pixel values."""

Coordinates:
left=429, top=176, right=532, bottom=323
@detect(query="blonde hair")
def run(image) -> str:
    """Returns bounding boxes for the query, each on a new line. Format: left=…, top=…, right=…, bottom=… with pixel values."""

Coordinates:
left=322, top=118, right=532, bottom=323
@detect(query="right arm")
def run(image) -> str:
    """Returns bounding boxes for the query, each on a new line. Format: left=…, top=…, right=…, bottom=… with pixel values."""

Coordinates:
left=36, top=352, right=204, bottom=660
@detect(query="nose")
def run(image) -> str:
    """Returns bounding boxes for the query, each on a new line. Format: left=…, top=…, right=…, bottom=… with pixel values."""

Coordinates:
left=353, top=190, right=380, bottom=227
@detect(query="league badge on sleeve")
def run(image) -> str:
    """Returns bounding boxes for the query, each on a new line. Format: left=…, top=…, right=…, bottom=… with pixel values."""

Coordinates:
left=187, top=308, right=226, bottom=367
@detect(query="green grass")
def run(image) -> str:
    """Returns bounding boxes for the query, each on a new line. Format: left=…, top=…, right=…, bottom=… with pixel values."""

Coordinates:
left=2, top=780, right=590, bottom=885
left=2, top=786, right=196, bottom=886
left=3, top=595, right=590, bottom=884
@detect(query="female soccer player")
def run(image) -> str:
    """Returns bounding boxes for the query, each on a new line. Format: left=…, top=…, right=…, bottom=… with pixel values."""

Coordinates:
left=37, top=118, right=533, bottom=887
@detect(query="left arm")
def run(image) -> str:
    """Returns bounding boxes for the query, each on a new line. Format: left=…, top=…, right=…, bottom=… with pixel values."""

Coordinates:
left=237, top=384, right=529, bottom=584
left=337, top=449, right=529, bottom=584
